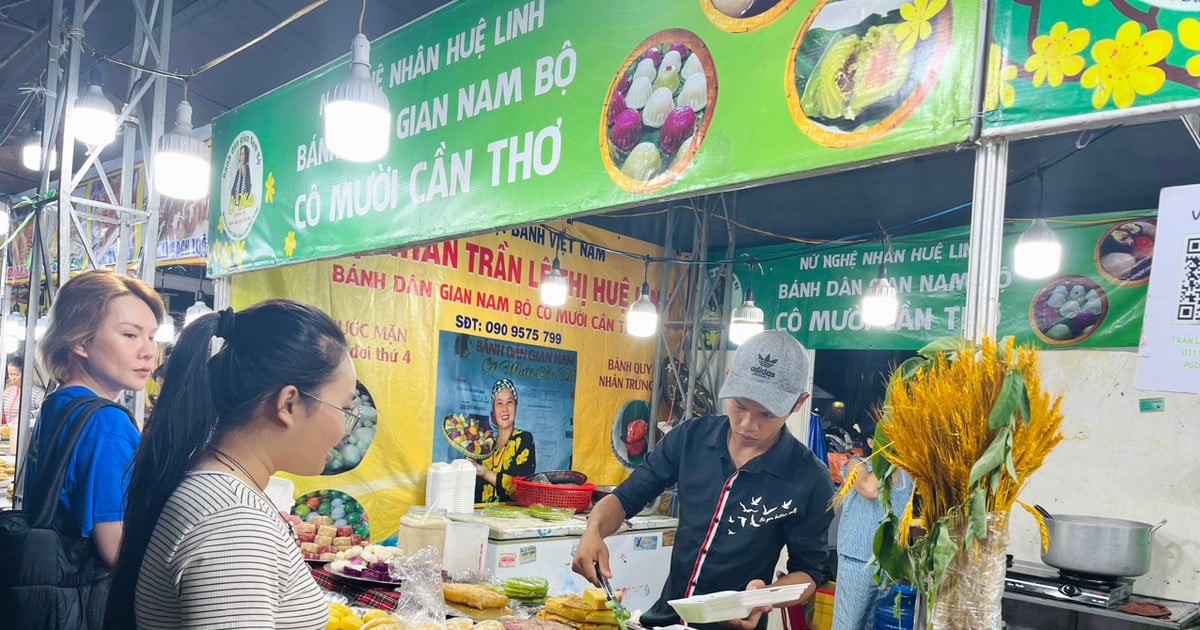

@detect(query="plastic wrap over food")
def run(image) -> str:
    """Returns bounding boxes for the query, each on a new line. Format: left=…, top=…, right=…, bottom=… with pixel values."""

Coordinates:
left=930, top=513, right=1009, bottom=630
left=388, top=546, right=448, bottom=627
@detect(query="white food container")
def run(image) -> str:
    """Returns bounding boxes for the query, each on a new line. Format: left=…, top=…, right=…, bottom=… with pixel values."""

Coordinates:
left=668, top=584, right=810, bottom=624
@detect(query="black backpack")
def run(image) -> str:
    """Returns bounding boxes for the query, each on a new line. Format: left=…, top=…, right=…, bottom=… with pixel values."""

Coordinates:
left=0, top=396, right=132, bottom=630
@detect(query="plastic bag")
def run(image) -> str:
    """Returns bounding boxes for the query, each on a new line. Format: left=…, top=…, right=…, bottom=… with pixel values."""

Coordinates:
left=388, top=546, right=447, bottom=627
left=930, top=512, right=1008, bottom=630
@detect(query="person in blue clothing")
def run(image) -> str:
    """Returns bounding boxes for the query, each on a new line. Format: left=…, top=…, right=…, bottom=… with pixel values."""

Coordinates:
left=24, top=269, right=164, bottom=571
left=831, top=447, right=915, bottom=630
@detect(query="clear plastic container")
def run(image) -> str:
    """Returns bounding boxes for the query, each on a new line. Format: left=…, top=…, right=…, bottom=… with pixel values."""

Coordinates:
left=399, top=506, right=448, bottom=559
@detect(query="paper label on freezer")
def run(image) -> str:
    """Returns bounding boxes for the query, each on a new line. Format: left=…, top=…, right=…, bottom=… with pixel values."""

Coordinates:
left=499, top=552, right=519, bottom=568
left=662, top=530, right=676, bottom=547
left=634, top=535, right=659, bottom=550
left=519, top=545, right=537, bottom=565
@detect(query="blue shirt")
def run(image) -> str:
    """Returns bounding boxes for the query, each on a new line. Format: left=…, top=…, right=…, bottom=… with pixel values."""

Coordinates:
left=24, top=386, right=139, bottom=538
left=836, top=457, right=914, bottom=562
left=613, top=415, right=834, bottom=630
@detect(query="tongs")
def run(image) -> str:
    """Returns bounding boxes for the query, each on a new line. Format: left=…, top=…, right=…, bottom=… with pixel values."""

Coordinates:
left=594, top=561, right=644, bottom=630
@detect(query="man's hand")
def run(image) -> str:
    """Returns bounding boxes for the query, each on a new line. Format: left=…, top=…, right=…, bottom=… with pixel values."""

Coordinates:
left=722, top=579, right=772, bottom=630
left=571, top=532, right=611, bottom=585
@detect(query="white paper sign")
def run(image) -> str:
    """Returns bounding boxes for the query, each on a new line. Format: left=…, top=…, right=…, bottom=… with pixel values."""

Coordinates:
left=1134, top=184, right=1200, bottom=393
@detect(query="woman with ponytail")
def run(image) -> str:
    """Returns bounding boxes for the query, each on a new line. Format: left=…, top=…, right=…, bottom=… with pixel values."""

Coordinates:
left=105, top=300, right=354, bottom=630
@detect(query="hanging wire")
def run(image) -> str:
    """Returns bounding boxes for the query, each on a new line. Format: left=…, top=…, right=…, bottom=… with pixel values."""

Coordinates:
left=359, top=0, right=368, bottom=33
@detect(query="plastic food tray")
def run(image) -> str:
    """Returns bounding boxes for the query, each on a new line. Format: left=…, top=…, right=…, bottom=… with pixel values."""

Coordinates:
left=668, top=584, right=810, bottom=624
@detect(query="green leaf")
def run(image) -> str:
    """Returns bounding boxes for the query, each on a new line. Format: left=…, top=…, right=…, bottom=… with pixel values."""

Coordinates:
left=898, top=355, right=930, bottom=380
left=1019, top=381, right=1033, bottom=427
left=968, top=426, right=1011, bottom=488
left=989, top=469, right=1001, bottom=495
left=917, top=336, right=969, bottom=360
left=926, top=523, right=958, bottom=594
left=873, top=513, right=909, bottom=582
left=969, top=486, right=987, bottom=543
left=988, top=370, right=1026, bottom=430
left=1005, top=429, right=1018, bottom=481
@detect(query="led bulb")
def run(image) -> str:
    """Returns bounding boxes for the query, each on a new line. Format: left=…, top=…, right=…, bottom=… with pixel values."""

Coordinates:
left=728, top=299, right=765, bottom=345
left=20, top=137, right=56, bottom=172
left=155, top=100, right=211, bottom=200
left=626, top=284, right=658, bottom=338
left=184, top=296, right=212, bottom=326
left=324, top=33, right=391, bottom=162
left=541, top=266, right=569, bottom=306
left=1014, top=218, right=1062, bottom=280
left=155, top=316, right=177, bottom=344
left=861, top=276, right=899, bottom=328
left=73, top=83, right=118, bottom=147
left=34, top=315, right=48, bottom=341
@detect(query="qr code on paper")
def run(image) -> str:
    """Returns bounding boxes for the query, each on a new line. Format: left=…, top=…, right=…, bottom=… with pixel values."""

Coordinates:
left=1176, top=236, right=1200, bottom=323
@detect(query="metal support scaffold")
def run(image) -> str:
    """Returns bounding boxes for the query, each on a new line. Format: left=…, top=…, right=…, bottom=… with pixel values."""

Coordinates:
left=11, top=0, right=171, bottom=505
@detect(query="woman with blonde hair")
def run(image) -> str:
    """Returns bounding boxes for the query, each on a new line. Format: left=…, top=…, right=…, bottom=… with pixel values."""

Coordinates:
left=20, top=269, right=163, bottom=629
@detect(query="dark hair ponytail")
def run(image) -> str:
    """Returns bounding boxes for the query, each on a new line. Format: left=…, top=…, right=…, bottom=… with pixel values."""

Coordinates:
left=104, top=299, right=346, bottom=629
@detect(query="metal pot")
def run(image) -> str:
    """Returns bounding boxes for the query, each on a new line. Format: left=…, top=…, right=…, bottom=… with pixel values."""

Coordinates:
left=1036, top=505, right=1166, bottom=577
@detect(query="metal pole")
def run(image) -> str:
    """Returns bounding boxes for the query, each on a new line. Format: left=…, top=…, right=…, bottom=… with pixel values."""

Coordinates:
left=963, top=138, right=1009, bottom=343
left=647, top=206, right=674, bottom=452
left=142, top=0, right=170, bottom=289
left=683, top=207, right=709, bottom=421
left=57, top=0, right=87, bottom=290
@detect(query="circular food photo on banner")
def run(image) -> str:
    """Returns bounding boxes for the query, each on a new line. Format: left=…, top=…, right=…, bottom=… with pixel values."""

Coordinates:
left=612, top=399, right=656, bottom=469
left=1095, top=219, right=1156, bottom=287
left=786, top=0, right=953, bottom=148
left=701, top=0, right=800, bottom=33
left=322, top=381, right=378, bottom=475
left=291, top=489, right=371, bottom=541
left=600, top=29, right=719, bottom=194
left=1029, top=275, right=1110, bottom=346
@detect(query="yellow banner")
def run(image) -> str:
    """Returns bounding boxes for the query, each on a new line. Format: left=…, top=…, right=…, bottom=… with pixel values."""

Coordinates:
left=232, top=223, right=662, bottom=541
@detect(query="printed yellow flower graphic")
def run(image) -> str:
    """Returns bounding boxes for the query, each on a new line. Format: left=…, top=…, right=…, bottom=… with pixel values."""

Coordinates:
left=1082, top=0, right=1099, bottom=5
left=217, top=215, right=226, bottom=235
left=265, top=172, right=276, bottom=204
left=231, top=240, right=249, bottom=267
left=213, top=241, right=233, bottom=270
left=1025, top=22, right=1090, bottom=87
left=1081, top=22, right=1172, bottom=109
left=1179, top=18, right=1200, bottom=77
left=895, top=0, right=947, bottom=53
left=985, top=43, right=1018, bottom=110
left=284, top=231, right=297, bottom=257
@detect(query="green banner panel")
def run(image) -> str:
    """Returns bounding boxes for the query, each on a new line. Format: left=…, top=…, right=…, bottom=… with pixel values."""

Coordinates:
left=987, top=0, right=1200, bottom=130
left=209, top=0, right=980, bottom=275
left=746, top=209, right=1154, bottom=350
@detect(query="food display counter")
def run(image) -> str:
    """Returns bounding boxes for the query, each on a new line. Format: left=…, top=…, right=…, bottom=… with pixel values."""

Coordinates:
left=448, top=511, right=678, bottom=612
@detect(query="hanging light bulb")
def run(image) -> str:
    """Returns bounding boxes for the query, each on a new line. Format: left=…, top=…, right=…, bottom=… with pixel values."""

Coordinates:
left=34, top=314, right=48, bottom=341
left=73, top=67, right=118, bottom=147
left=3, top=309, right=26, bottom=341
left=20, top=119, right=56, bottom=172
left=0, top=205, right=10, bottom=236
left=729, top=295, right=765, bottom=345
left=184, top=292, right=212, bottom=326
left=2, top=336, right=17, bottom=354
left=627, top=283, right=658, bottom=338
left=154, top=315, right=177, bottom=344
left=155, top=98, right=211, bottom=200
left=862, top=272, right=899, bottom=328
left=541, top=257, right=569, bottom=306
left=324, top=32, right=390, bottom=162
left=729, top=263, right=764, bottom=345
left=1014, top=218, right=1062, bottom=279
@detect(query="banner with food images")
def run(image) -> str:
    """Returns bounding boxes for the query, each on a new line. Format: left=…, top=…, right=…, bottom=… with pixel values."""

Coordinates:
left=209, top=0, right=982, bottom=275
left=986, top=1, right=1200, bottom=131
left=744, top=209, right=1155, bottom=350
left=230, top=223, right=662, bottom=542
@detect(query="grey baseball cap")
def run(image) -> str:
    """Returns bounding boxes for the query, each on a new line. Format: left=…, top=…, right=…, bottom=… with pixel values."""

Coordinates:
left=717, top=330, right=809, bottom=418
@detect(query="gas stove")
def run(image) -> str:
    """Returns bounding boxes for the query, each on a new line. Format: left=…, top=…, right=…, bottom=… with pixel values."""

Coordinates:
left=1005, top=559, right=1133, bottom=608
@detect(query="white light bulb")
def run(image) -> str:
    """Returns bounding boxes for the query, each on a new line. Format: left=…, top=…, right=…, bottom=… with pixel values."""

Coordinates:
left=626, top=286, right=658, bottom=338
left=324, top=33, right=391, bottom=162
left=540, top=260, right=569, bottom=306
left=2, top=336, right=17, bottom=354
left=1014, top=219, right=1062, bottom=279
left=155, top=100, right=211, bottom=200
left=34, top=316, right=48, bottom=341
left=184, top=297, right=212, bottom=326
left=20, top=138, right=55, bottom=172
left=3, top=312, right=26, bottom=340
left=73, top=83, right=118, bottom=147
left=861, top=276, right=899, bottom=328
left=154, top=317, right=177, bottom=344
left=728, top=299, right=765, bottom=346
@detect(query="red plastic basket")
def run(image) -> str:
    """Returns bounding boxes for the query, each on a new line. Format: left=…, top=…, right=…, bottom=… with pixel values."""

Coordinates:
left=513, top=477, right=596, bottom=511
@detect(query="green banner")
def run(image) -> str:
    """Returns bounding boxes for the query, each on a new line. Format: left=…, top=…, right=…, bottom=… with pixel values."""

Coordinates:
left=746, top=209, right=1154, bottom=350
left=987, top=1, right=1200, bottom=130
left=209, top=0, right=981, bottom=275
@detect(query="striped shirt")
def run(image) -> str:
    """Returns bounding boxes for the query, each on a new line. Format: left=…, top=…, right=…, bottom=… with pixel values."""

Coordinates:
left=134, top=472, right=328, bottom=629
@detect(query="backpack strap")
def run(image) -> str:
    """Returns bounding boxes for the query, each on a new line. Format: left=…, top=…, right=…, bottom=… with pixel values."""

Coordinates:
left=26, top=396, right=132, bottom=528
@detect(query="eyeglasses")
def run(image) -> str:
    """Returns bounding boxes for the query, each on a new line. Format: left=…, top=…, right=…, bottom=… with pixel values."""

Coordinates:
left=300, top=390, right=362, bottom=435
